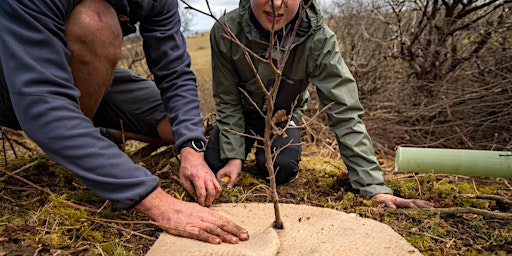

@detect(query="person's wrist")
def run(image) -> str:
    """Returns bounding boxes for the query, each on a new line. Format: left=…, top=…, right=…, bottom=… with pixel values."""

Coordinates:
left=135, top=187, right=175, bottom=216
left=180, top=139, right=206, bottom=152
left=226, top=158, right=243, bottom=168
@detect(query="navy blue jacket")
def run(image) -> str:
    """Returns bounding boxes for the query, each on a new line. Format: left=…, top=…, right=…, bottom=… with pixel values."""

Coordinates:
left=0, top=0, right=204, bottom=209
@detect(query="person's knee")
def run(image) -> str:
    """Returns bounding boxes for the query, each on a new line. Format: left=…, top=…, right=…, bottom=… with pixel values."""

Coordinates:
left=65, top=0, right=122, bottom=67
left=156, top=116, right=174, bottom=145
left=204, top=126, right=225, bottom=173
left=274, top=158, right=299, bottom=184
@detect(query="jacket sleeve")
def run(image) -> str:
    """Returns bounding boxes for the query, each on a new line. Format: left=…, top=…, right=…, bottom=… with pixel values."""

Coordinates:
left=0, top=0, right=158, bottom=209
left=138, top=0, right=205, bottom=149
left=308, top=26, right=393, bottom=197
left=209, top=22, right=247, bottom=160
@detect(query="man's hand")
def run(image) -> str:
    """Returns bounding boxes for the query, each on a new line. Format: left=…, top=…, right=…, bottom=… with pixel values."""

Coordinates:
left=136, top=187, right=249, bottom=244
left=179, top=148, right=221, bottom=207
left=372, top=193, right=432, bottom=209
left=216, top=159, right=243, bottom=188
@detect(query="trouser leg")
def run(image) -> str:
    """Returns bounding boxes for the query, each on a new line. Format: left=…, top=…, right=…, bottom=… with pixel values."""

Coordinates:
left=0, top=74, right=20, bottom=130
left=254, top=118, right=302, bottom=184
left=203, top=125, right=225, bottom=172
left=204, top=116, right=302, bottom=184
left=92, top=68, right=172, bottom=145
left=204, top=125, right=255, bottom=173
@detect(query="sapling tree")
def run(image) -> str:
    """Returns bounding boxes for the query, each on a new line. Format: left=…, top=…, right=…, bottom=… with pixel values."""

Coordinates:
left=181, top=0, right=332, bottom=229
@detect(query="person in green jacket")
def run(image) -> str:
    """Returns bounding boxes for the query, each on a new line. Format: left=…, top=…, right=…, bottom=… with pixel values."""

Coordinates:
left=204, top=0, right=431, bottom=208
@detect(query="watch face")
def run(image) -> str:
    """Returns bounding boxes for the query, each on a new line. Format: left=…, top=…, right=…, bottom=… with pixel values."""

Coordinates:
left=191, top=140, right=206, bottom=152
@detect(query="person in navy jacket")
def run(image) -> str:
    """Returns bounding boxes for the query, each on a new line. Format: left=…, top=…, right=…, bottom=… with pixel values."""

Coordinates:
left=0, top=0, right=248, bottom=244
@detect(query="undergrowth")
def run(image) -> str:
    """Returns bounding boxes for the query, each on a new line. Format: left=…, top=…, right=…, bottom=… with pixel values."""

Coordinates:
left=1, top=132, right=511, bottom=256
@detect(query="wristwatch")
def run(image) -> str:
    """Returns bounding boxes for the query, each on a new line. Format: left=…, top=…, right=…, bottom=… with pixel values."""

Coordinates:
left=181, top=139, right=206, bottom=152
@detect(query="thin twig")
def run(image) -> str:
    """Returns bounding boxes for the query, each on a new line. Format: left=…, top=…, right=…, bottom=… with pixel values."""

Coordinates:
left=1, top=127, right=18, bottom=160
left=236, top=184, right=272, bottom=203
left=84, top=216, right=197, bottom=237
left=0, top=160, right=38, bottom=182
left=442, top=96, right=474, bottom=149
left=459, top=194, right=512, bottom=206
left=500, top=178, right=512, bottom=191
left=295, top=102, right=335, bottom=129
left=1, top=166, right=194, bottom=235
left=85, top=217, right=157, bottom=240
left=0, top=166, right=51, bottom=194
left=414, top=173, right=422, bottom=196
left=359, top=207, right=512, bottom=220
left=395, top=227, right=450, bottom=243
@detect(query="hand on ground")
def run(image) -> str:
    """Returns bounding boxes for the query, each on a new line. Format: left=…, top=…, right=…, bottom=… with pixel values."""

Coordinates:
left=372, top=193, right=433, bottom=209
left=136, top=187, right=249, bottom=244
left=216, top=159, right=243, bottom=188
left=179, top=148, right=221, bottom=207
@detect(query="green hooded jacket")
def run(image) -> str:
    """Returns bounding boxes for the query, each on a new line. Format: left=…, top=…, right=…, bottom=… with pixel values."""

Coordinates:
left=210, top=0, right=392, bottom=197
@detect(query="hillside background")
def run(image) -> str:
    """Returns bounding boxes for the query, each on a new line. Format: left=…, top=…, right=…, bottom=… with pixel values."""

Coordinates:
left=124, top=0, right=512, bottom=156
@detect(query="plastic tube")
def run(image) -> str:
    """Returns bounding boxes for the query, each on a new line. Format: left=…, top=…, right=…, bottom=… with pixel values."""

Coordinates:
left=395, top=147, right=512, bottom=178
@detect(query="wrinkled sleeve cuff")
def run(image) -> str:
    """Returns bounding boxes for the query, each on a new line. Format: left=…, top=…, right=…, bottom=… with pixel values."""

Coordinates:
left=126, top=184, right=159, bottom=210
left=358, top=184, right=393, bottom=198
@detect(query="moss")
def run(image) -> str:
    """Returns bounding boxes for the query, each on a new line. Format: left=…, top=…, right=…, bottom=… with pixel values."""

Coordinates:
left=323, top=202, right=336, bottom=210
left=99, top=243, right=121, bottom=255
left=362, top=199, right=380, bottom=207
left=433, top=182, right=459, bottom=199
left=406, top=234, right=431, bottom=250
left=83, top=230, right=104, bottom=242
left=219, top=186, right=249, bottom=203
left=387, top=179, right=422, bottom=198
left=238, top=172, right=265, bottom=187
left=301, top=156, right=344, bottom=176
left=67, top=190, right=102, bottom=204
left=476, top=186, right=498, bottom=195
left=85, top=241, right=132, bottom=256
left=2, top=121, right=511, bottom=255
left=41, top=233, right=69, bottom=248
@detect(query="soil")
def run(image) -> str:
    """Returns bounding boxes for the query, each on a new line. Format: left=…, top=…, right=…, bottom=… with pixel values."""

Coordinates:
left=0, top=130, right=511, bottom=256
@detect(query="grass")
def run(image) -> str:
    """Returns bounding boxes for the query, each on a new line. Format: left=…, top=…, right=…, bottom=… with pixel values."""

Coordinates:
left=187, top=33, right=212, bottom=77
left=1, top=33, right=511, bottom=255
left=186, top=32, right=215, bottom=115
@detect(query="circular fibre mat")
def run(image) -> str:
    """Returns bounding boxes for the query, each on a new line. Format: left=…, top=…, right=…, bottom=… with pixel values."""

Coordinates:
left=146, top=203, right=421, bottom=256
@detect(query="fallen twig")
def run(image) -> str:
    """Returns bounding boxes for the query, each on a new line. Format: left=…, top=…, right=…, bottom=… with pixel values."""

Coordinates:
left=358, top=206, right=512, bottom=220
left=442, top=96, right=474, bottom=149
left=84, top=216, right=195, bottom=238
left=0, top=160, right=38, bottom=182
left=85, top=217, right=157, bottom=241
left=1, top=166, right=193, bottom=236
left=459, top=194, right=512, bottom=206
left=0, top=166, right=51, bottom=194
left=394, top=227, right=450, bottom=243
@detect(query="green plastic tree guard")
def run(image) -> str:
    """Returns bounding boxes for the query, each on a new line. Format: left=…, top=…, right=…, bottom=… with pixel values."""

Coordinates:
left=395, top=147, right=512, bottom=178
